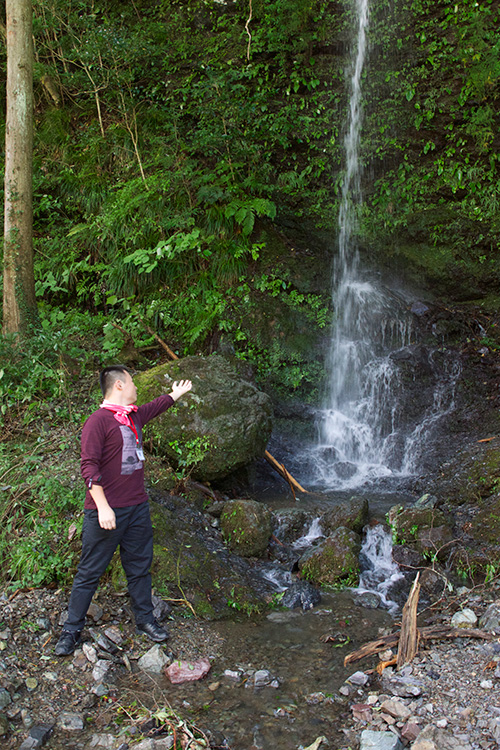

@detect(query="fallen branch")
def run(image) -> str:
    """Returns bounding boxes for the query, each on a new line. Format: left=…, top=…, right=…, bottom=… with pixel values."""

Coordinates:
left=137, top=316, right=178, bottom=360
left=264, top=450, right=309, bottom=495
left=344, top=625, right=494, bottom=666
left=397, top=573, right=421, bottom=669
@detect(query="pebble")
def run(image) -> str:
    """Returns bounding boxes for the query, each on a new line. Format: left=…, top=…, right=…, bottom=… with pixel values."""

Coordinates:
left=137, top=644, right=171, bottom=674
left=348, top=670, right=370, bottom=686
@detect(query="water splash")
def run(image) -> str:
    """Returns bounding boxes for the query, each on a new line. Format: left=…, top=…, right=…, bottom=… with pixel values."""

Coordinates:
left=293, top=518, right=324, bottom=550
left=357, top=524, right=404, bottom=613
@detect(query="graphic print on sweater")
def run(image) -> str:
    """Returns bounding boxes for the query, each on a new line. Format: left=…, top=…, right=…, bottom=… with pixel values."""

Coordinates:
left=119, top=425, right=143, bottom=475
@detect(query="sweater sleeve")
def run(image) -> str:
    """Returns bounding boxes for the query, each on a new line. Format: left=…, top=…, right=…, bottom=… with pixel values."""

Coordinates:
left=136, top=393, right=175, bottom=426
left=80, top=413, right=106, bottom=488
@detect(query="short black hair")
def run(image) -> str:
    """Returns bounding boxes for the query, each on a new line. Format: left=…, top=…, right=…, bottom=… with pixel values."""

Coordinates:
left=99, top=365, right=132, bottom=396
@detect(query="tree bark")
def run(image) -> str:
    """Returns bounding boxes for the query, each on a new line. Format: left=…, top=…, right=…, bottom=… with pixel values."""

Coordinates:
left=3, top=0, right=36, bottom=335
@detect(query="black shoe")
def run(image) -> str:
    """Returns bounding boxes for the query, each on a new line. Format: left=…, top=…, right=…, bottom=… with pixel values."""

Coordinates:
left=136, top=620, right=169, bottom=642
left=55, top=629, right=82, bottom=656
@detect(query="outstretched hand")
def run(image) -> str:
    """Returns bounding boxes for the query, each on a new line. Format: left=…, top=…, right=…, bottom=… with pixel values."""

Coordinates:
left=169, top=379, right=193, bottom=401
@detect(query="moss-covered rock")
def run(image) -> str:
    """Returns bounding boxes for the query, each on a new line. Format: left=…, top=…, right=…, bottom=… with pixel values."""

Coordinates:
left=135, top=355, right=273, bottom=481
left=149, top=496, right=268, bottom=618
left=320, top=496, right=369, bottom=535
left=220, top=499, right=272, bottom=558
left=298, top=527, right=361, bottom=586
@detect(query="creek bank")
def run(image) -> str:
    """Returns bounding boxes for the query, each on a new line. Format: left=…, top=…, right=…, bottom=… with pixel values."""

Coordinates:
left=3, top=584, right=500, bottom=749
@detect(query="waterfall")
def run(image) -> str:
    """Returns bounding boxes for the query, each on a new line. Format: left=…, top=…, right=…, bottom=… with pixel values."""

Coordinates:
left=312, top=0, right=458, bottom=490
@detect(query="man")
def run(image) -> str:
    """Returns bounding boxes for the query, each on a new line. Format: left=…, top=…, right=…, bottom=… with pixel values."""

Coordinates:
left=55, top=365, right=192, bottom=656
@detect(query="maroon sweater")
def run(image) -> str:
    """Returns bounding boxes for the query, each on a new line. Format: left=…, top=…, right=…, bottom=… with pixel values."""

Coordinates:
left=80, top=394, right=175, bottom=509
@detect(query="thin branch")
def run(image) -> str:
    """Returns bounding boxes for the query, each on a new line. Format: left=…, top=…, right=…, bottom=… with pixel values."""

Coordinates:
left=245, top=0, right=253, bottom=61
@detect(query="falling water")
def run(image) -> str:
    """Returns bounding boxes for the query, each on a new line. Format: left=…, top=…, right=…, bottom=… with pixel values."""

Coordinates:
left=312, top=0, right=458, bottom=489
left=357, top=524, right=404, bottom=613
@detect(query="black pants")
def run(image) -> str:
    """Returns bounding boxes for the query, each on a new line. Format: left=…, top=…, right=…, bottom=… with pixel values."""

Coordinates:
left=63, top=502, right=154, bottom=632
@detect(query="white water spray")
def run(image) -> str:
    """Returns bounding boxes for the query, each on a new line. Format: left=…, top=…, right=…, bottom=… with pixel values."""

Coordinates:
left=357, top=525, right=404, bottom=613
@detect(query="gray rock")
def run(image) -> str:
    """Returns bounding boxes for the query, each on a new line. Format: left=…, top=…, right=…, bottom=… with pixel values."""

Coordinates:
left=85, top=734, right=117, bottom=749
left=411, top=724, right=472, bottom=750
left=380, top=699, right=411, bottom=721
left=28, top=724, right=53, bottom=745
left=0, top=688, right=11, bottom=709
left=57, top=712, right=84, bottom=731
left=479, top=600, right=500, bottom=631
left=450, top=608, right=477, bottom=628
left=360, top=729, right=404, bottom=749
left=382, top=674, right=423, bottom=698
left=347, top=671, right=370, bottom=686
left=352, top=591, right=381, bottom=609
left=92, top=660, right=111, bottom=682
left=414, top=493, right=438, bottom=509
left=137, top=645, right=171, bottom=674
left=0, top=713, right=9, bottom=736
left=253, top=669, right=273, bottom=688
left=152, top=595, right=172, bottom=622
left=281, top=581, right=321, bottom=611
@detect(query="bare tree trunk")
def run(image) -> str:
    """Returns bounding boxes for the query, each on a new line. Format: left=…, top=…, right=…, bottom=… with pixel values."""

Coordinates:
left=3, top=0, right=36, bottom=335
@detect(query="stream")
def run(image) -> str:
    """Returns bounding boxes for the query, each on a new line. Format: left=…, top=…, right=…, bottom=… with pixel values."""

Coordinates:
left=129, top=588, right=392, bottom=750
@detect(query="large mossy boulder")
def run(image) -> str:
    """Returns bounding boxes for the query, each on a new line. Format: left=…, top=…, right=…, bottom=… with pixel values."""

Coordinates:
left=220, top=499, right=272, bottom=558
left=298, top=527, right=361, bottom=586
left=135, top=355, right=273, bottom=481
left=320, top=496, right=369, bottom=535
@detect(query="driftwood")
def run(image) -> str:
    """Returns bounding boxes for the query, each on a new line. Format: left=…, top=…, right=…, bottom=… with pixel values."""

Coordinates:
left=344, top=625, right=493, bottom=666
left=264, top=450, right=309, bottom=496
left=397, top=573, right=421, bottom=669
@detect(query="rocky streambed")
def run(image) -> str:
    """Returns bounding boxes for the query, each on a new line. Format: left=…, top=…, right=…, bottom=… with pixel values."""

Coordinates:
left=2, top=578, right=500, bottom=750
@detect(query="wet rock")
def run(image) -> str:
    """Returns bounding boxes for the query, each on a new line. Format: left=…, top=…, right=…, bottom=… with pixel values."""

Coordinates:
left=137, top=644, right=172, bottom=674
left=220, top=499, right=272, bottom=557
left=450, top=608, right=477, bottom=628
left=165, top=658, right=211, bottom=684
left=298, top=527, right=361, bottom=586
left=320, top=495, right=369, bottom=535
left=388, top=506, right=451, bottom=560
left=352, top=591, right=381, bottom=609
left=135, top=355, right=273, bottom=481
left=281, top=581, right=321, bottom=611
left=419, top=568, right=447, bottom=599
left=273, top=508, right=311, bottom=544
left=359, top=729, right=404, bottom=749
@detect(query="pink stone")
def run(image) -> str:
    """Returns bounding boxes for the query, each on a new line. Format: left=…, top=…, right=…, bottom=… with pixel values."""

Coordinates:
left=165, top=658, right=211, bottom=684
left=401, top=721, right=421, bottom=743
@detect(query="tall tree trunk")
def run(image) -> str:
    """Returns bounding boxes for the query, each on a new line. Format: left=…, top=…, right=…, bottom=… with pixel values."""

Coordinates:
left=3, top=0, right=36, bottom=335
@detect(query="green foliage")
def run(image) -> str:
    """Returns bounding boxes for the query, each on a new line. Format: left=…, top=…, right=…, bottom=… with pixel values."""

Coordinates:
left=0, top=442, right=82, bottom=589
left=0, top=306, right=99, bottom=424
